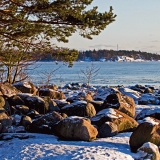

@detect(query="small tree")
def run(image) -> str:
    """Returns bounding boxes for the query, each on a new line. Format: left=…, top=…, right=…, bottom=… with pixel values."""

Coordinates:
left=80, top=63, right=100, bottom=89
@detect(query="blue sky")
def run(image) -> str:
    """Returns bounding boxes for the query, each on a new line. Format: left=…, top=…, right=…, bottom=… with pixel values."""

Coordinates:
left=57, top=0, right=160, bottom=54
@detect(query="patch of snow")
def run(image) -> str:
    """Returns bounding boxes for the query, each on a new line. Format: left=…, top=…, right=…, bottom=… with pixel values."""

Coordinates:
left=0, top=132, right=139, bottom=160
left=61, top=101, right=87, bottom=109
left=91, top=108, right=123, bottom=121
left=138, top=117, right=159, bottom=126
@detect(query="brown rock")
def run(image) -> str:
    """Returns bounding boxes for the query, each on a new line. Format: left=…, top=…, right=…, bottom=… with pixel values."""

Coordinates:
left=129, top=118, right=160, bottom=152
left=0, top=112, right=12, bottom=127
left=102, top=92, right=136, bottom=117
left=55, top=116, right=98, bottom=141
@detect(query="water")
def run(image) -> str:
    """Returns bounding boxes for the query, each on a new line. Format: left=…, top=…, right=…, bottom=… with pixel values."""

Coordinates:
left=28, top=61, right=160, bottom=87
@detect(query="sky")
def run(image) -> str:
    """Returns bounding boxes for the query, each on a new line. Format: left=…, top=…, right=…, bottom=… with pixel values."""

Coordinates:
left=56, top=0, right=160, bottom=54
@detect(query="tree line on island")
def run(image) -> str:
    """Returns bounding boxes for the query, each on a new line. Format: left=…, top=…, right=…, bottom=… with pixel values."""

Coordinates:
left=41, top=49, right=160, bottom=62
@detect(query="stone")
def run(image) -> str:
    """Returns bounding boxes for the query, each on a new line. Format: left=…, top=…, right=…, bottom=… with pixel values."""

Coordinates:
left=38, top=88, right=66, bottom=100
left=17, top=93, right=49, bottom=114
left=129, top=118, right=160, bottom=152
left=61, top=101, right=96, bottom=118
left=136, top=108, right=160, bottom=121
left=98, top=121, right=118, bottom=138
left=19, top=115, right=32, bottom=127
left=102, top=91, right=136, bottom=117
left=91, top=108, right=138, bottom=133
left=136, top=142, right=160, bottom=160
left=0, top=112, right=12, bottom=127
left=0, top=82, right=21, bottom=97
left=13, top=81, right=37, bottom=95
left=55, top=116, right=98, bottom=141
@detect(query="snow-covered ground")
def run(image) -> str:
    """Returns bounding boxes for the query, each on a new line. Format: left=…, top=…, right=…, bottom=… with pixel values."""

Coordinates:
left=0, top=104, right=158, bottom=160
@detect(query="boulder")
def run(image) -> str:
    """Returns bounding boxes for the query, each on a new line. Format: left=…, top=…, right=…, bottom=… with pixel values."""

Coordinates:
left=90, top=100, right=104, bottom=113
left=0, top=112, right=12, bottom=127
left=102, top=92, right=136, bottom=117
left=136, top=108, right=160, bottom=121
left=7, top=95, right=24, bottom=106
left=13, top=82, right=37, bottom=95
left=42, top=96, right=60, bottom=112
left=61, top=101, right=96, bottom=117
left=53, top=100, right=69, bottom=109
left=17, top=93, right=48, bottom=114
left=38, top=88, right=65, bottom=100
left=55, top=116, right=98, bottom=141
left=0, top=96, right=5, bottom=108
left=27, top=111, right=64, bottom=134
left=15, top=105, right=30, bottom=115
left=138, top=93, right=157, bottom=105
left=98, top=121, right=118, bottom=138
left=136, top=142, right=160, bottom=160
left=91, top=108, right=138, bottom=133
left=129, top=118, right=160, bottom=152
left=94, top=88, right=116, bottom=101
left=118, top=87, right=141, bottom=102
left=0, top=82, right=21, bottom=97
left=19, top=115, right=32, bottom=127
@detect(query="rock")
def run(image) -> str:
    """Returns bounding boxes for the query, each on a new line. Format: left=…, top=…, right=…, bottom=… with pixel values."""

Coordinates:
left=27, top=109, right=41, bottom=119
left=38, top=88, right=66, bottom=100
left=27, top=111, right=63, bottom=134
left=144, top=87, right=154, bottom=93
left=138, top=93, right=157, bottom=105
left=119, top=87, right=141, bottom=102
left=91, top=108, right=138, bottom=133
left=55, top=116, right=98, bottom=141
left=0, top=112, right=12, bottom=127
left=136, top=108, right=160, bottom=121
left=0, top=96, right=5, bottom=108
left=13, top=81, right=37, bottom=95
left=129, top=118, right=160, bottom=152
left=19, top=115, right=32, bottom=127
left=17, top=93, right=49, bottom=114
left=7, top=95, right=24, bottom=106
left=53, top=100, right=69, bottom=109
left=98, top=122, right=118, bottom=138
left=94, top=88, right=116, bottom=101
left=102, top=92, right=136, bottom=117
left=15, top=105, right=30, bottom=115
left=61, top=101, right=96, bottom=118
left=0, top=82, right=21, bottom=97
left=42, top=96, right=60, bottom=112
left=90, top=100, right=104, bottom=113
left=136, top=142, right=160, bottom=160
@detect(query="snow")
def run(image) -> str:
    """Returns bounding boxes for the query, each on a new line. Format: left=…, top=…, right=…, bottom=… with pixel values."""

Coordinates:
left=0, top=132, right=139, bottom=160
left=138, top=117, right=159, bottom=126
left=91, top=108, right=123, bottom=122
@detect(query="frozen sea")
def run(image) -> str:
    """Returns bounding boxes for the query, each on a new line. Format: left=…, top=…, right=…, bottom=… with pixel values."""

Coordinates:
left=28, top=61, right=160, bottom=87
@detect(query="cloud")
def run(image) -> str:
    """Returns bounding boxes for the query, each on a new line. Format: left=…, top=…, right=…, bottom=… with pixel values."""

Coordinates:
left=89, top=44, right=116, bottom=49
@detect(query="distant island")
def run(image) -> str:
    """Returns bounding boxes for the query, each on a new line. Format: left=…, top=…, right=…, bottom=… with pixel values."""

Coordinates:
left=40, top=49, right=160, bottom=62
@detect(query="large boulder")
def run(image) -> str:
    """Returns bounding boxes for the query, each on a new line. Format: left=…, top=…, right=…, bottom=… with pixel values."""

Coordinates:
left=13, top=82, right=37, bottom=95
left=0, top=82, right=21, bottom=97
left=136, top=142, right=160, bottom=160
left=27, top=111, right=64, bottom=134
left=61, top=101, right=96, bottom=118
left=17, top=93, right=48, bottom=114
left=91, top=108, right=138, bottom=133
left=55, top=116, right=98, bottom=141
left=102, top=92, right=136, bottom=117
left=38, top=88, right=65, bottom=100
left=129, top=117, right=160, bottom=152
